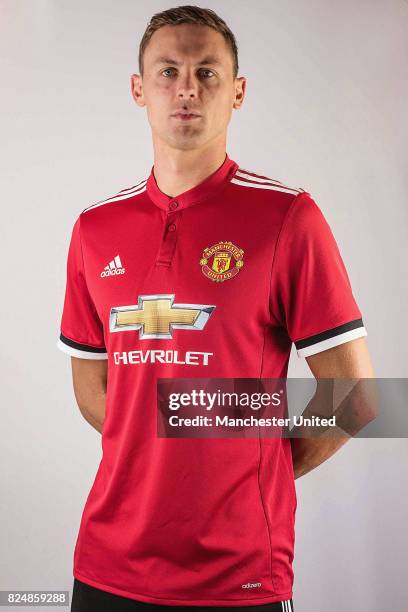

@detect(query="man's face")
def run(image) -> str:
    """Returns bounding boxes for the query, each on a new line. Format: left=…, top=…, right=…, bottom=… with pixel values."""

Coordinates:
left=131, top=24, right=245, bottom=151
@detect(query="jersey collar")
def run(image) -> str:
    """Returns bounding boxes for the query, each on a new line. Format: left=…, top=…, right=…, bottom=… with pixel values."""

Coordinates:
left=146, top=153, right=238, bottom=211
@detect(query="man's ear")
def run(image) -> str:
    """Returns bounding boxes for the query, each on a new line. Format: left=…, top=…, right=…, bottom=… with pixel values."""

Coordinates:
left=233, top=76, right=246, bottom=110
left=130, top=74, right=145, bottom=107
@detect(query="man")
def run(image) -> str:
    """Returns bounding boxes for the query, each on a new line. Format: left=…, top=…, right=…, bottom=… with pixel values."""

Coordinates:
left=57, top=5, right=375, bottom=611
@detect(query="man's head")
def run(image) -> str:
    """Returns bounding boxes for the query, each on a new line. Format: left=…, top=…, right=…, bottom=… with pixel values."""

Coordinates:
left=131, top=5, right=246, bottom=152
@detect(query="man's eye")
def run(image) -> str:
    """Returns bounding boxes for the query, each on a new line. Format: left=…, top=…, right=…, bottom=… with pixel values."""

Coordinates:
left=162, top=68, right=176, bottom=77
left=199, top=69, right=215, bottom=78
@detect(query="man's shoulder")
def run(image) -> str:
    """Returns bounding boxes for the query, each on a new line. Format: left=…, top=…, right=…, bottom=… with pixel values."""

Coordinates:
left=231, top=164, right=308, bottom=200
left=79, top=175, right=149, bottom=219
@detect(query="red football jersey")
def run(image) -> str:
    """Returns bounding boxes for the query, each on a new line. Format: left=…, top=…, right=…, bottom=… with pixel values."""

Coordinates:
left=57, top=154, right=367, bottom=606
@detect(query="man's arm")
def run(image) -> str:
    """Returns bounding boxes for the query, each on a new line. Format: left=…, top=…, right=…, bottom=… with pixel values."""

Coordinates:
left=290, top=336, right=376, bottom=479
left=70, top=357, right=108, bottom=433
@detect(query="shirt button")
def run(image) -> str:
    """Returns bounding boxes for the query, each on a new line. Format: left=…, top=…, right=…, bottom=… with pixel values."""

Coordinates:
left=169, top=201, right=179, bottom=210
left=167, top=223, right=176, bottom=232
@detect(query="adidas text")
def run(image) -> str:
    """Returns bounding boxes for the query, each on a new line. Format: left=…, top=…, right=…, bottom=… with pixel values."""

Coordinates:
left=101, top=268, right=125, bottom=278
left=241, top=582, right=262, bottom=589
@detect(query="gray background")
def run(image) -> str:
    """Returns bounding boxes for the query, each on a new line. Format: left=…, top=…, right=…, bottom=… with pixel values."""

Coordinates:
left=1, top=1, right=407, bottom=610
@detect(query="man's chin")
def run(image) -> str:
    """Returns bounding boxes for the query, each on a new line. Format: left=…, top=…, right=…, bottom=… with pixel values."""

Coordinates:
left=166, top=132, right=205, bottom=150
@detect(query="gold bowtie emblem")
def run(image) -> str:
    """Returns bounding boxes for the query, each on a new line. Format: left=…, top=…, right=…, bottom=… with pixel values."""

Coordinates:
left=109, top=294, right=215, bottom=339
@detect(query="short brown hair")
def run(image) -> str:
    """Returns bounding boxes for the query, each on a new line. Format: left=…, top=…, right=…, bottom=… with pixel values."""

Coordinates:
left=138, top=5, right=239, bottom=78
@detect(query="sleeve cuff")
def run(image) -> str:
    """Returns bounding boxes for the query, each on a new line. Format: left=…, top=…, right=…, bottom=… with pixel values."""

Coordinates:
left=57, top=333, right=108, bottom=360
left=294, top=318, right=367, bottom=358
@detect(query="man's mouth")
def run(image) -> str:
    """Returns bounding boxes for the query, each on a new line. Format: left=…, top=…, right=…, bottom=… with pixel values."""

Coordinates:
left=171, top=112, right=201, bottom=121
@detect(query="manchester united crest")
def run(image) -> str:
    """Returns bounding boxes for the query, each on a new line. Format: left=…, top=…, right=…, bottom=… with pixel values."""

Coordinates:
left=200, top=241, right=244, bottom=282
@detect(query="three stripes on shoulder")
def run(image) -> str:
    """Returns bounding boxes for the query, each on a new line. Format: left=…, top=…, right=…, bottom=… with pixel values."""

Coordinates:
left=232, top=168, right=305, bottom=196
left=82, top=179, right=148, bottom=213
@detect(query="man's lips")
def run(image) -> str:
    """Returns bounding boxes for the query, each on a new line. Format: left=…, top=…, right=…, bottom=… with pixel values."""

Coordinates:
left=171, top=112, right=201, bottom=120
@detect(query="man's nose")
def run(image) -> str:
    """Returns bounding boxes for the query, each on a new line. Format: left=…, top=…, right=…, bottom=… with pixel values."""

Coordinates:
left=177, top=73, right=199, bottom=98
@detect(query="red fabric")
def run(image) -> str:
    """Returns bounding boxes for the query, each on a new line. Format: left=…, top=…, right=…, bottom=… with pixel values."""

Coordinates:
left=269, top=191, right=363, bottom=343
left=60, top=217, right=106, bottom=349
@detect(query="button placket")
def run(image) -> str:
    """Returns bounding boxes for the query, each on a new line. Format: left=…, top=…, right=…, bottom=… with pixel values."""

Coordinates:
left=156, top=204, right=180, bottom=266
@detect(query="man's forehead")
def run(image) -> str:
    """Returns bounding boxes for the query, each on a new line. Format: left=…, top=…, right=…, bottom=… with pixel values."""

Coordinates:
left=146, top=25, right=229, bottom=65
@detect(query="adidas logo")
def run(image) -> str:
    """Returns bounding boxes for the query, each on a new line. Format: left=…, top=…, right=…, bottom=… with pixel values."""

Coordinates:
left=101, top=255, right=125, bottom=278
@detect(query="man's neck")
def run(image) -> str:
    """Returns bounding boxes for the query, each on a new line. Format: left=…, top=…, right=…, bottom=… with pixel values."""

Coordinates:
left=151, top=142, right=228, bottom=198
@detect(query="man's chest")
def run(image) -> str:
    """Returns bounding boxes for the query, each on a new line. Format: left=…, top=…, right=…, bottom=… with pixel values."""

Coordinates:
left=82, top=201, right=280, bottom=343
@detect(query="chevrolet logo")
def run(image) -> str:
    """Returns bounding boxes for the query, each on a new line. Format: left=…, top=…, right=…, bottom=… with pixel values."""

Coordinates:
left=109, top=294, right=216, bottom=339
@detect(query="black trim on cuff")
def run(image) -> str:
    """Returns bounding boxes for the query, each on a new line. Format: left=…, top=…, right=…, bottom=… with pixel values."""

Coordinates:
left=59, top=333, right=107, bottom=353
left=295, top=318, right=364, bottom=350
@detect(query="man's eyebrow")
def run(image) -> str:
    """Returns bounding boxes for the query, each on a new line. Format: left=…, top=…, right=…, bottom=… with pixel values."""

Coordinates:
left=153, top=56, right=222, bottom=66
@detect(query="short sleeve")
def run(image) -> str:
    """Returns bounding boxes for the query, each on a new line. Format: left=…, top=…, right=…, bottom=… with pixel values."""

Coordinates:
left=270, top=192, right=367, bottom=358
left=57, top=215, right=108, bottom=359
